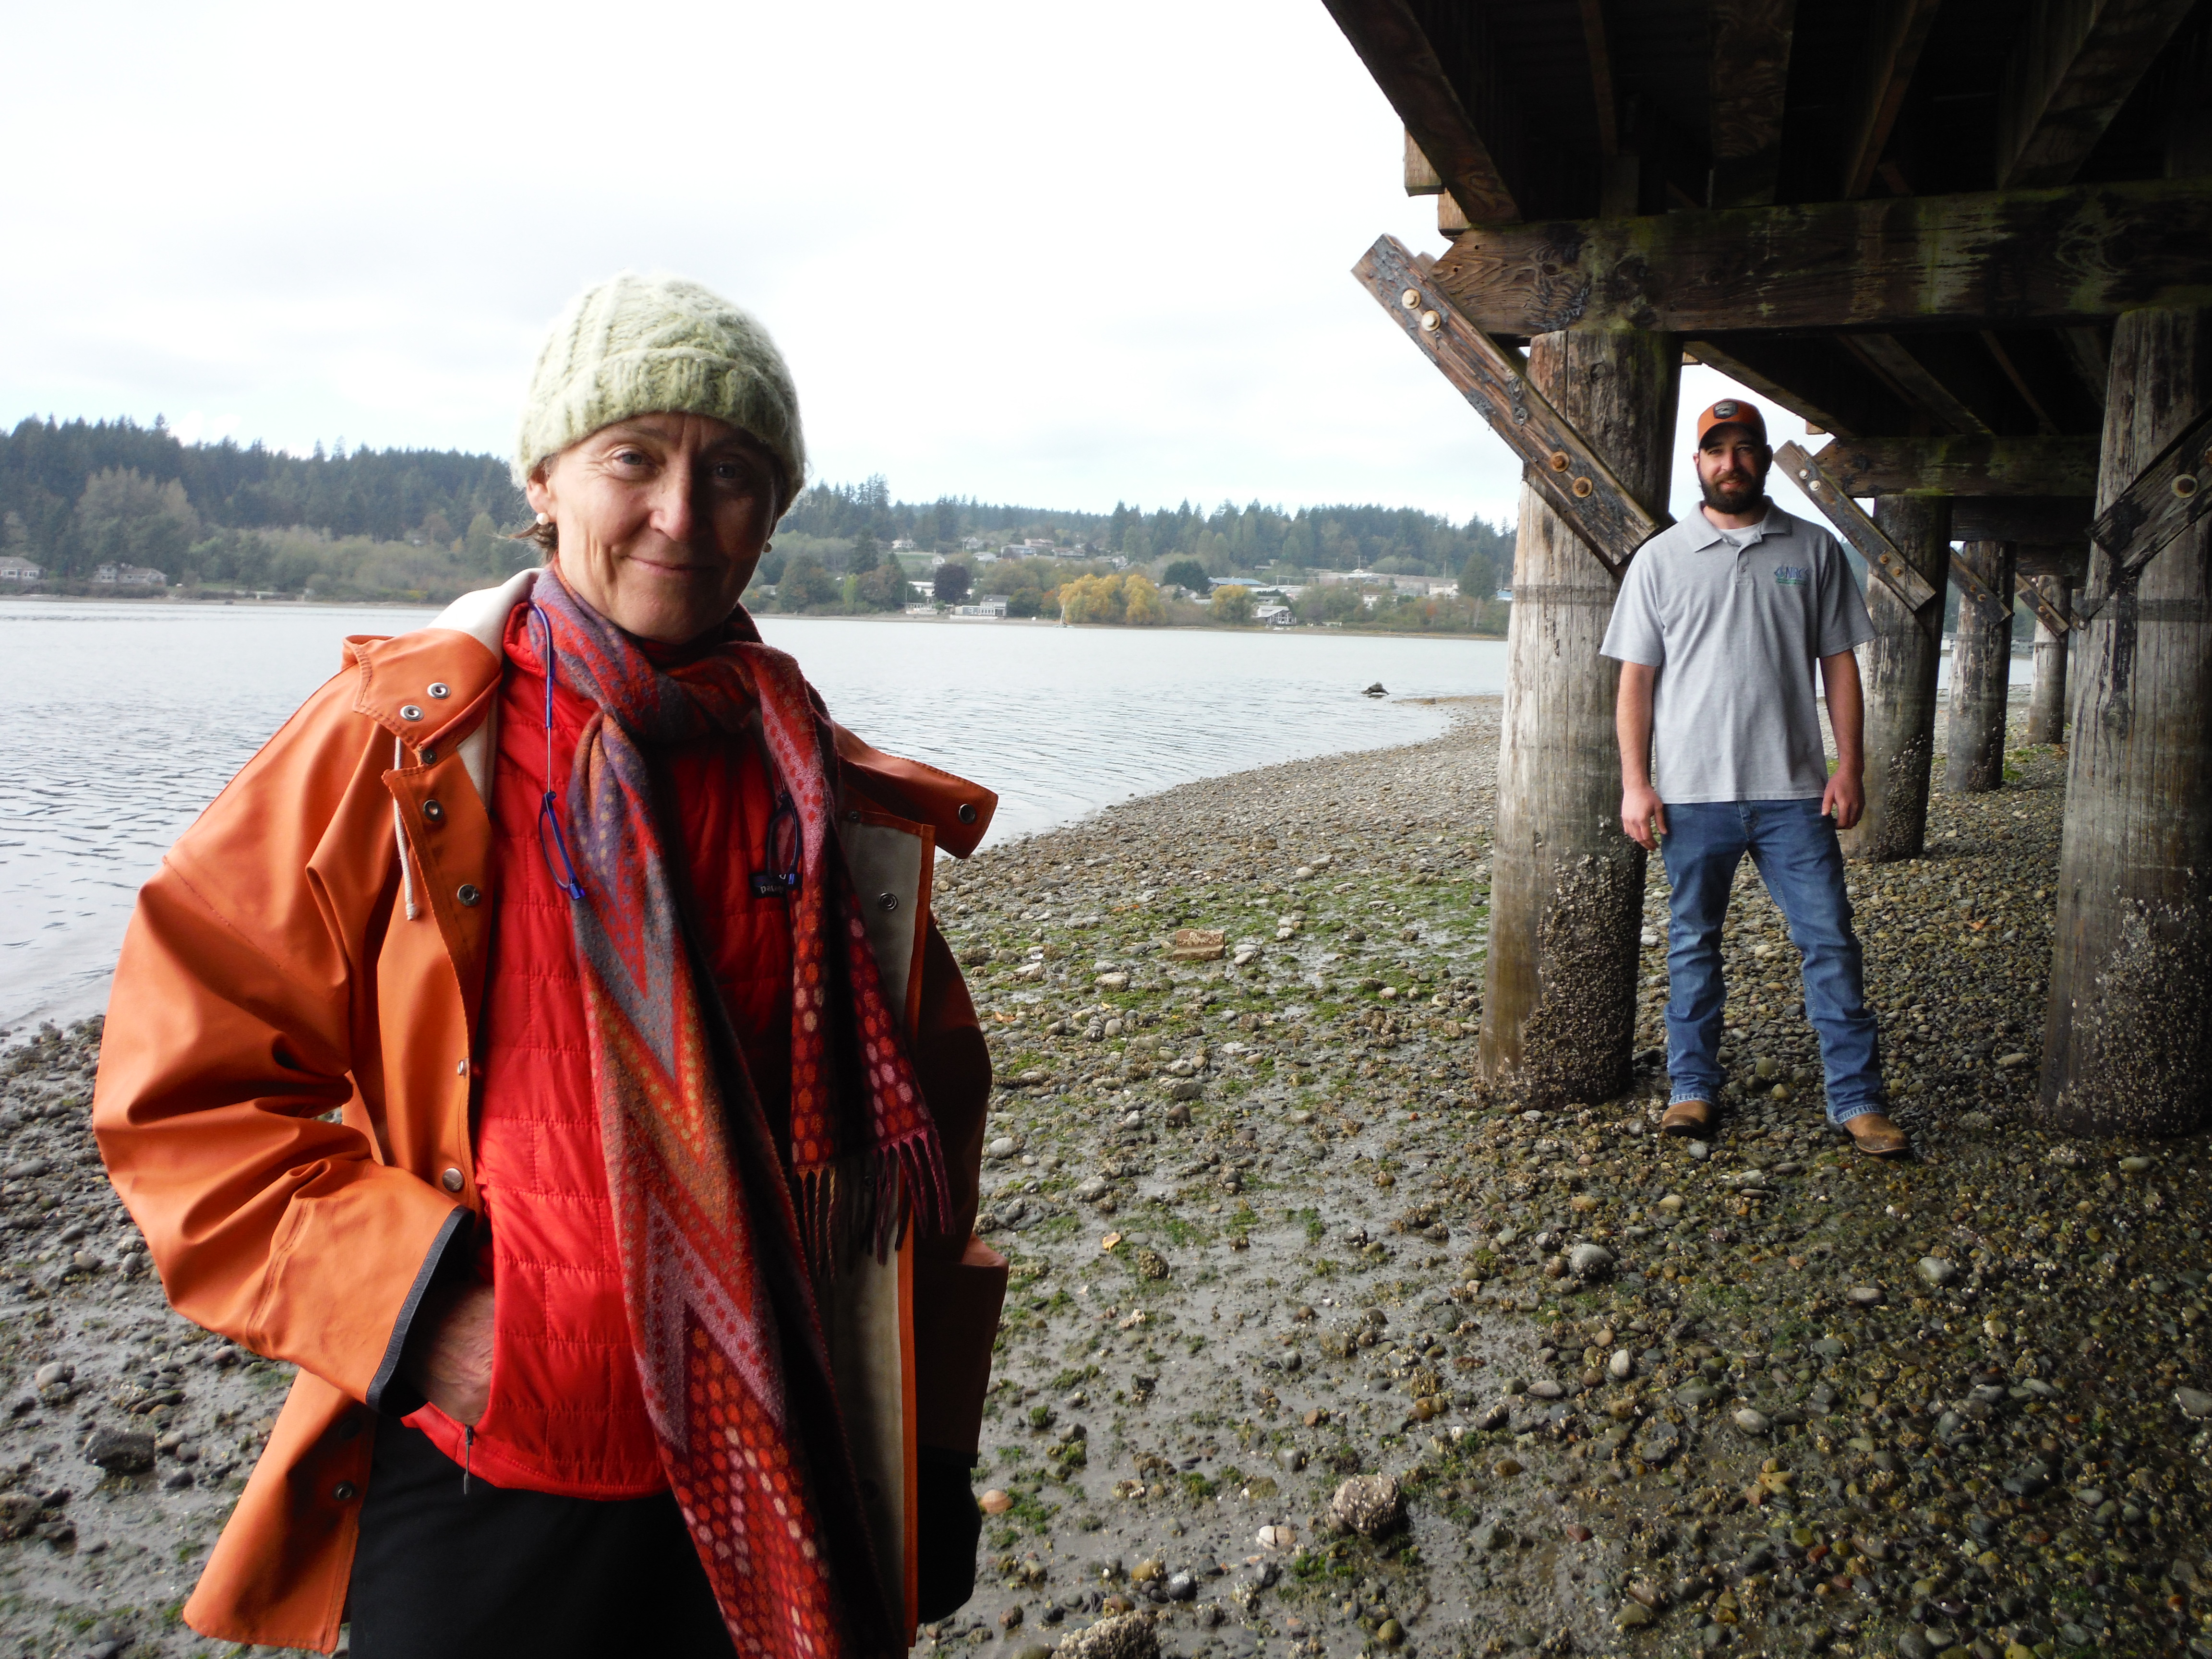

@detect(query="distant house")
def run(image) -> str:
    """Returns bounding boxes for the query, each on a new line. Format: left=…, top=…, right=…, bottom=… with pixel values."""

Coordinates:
left=953, top=599, right=1008, bottom=619
left=0, top=556, right=42, bottom=583
left=1310, top=568, right=1455, bottom=598
left=959, top=536, right=987, bottom=552
left=889, top=538, right=916, bottom=552
left=1254, top=603, right=1294, bottom=626
left=94, top=564, right=167, bottom=587
left=1495, top=587, right=1513, bottom=602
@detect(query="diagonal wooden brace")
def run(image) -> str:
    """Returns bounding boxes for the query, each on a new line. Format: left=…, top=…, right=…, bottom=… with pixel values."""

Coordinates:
left=2014, top=572, right=2071, bottom=637
left=1353, top=234, right=1666, bottom=577
left=1775, top=442, right=1940, bottom=611
left=2084, top=401, right=2212, bottom=584
left=1945, top=546, right=2005, bottom=617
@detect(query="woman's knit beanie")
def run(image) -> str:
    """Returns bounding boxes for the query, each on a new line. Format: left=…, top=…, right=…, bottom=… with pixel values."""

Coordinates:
left=512, top=273, right=806, bottom=507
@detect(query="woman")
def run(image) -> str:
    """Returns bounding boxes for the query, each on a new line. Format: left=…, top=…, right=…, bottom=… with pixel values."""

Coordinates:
left=92, top=275, right=1006, bottom=1658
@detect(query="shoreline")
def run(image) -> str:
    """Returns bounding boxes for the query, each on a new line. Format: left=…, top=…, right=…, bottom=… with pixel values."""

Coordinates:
left=0, top=592, right=1512, bottom=642
left=1, top=709, right=2205, bottom=1659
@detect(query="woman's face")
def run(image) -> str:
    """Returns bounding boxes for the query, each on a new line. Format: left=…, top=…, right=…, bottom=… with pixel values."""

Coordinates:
left=526, top=412, right=780, bottom=643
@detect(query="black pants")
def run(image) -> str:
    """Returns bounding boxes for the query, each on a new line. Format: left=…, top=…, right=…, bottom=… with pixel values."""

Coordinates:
left=348, top=1422, right=733, bottom=1659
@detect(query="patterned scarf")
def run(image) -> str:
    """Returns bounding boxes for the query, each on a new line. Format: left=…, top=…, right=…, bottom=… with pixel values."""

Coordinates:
left=526, top=567, right=947, bottom=1657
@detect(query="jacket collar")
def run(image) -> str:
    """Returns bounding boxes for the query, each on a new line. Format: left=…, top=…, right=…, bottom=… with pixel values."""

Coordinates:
left=346, top=567, right=539, bottom=750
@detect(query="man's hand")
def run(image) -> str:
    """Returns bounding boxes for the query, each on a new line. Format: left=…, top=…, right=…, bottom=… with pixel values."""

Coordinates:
left=398, top=1282, right=494, bottom=1425
left=1819, top=649, right=1866, bottom=831
left=1621, top=783, right=1668, bottom=851
left=1822, top=767, right=1865, bottom=832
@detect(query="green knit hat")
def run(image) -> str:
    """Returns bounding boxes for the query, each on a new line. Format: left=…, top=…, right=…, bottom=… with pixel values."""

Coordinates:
left=512, top=273, right=806, bottom=508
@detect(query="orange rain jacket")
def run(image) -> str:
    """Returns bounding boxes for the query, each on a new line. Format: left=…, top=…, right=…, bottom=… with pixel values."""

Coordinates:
left=90, top=572, right=1008, bottom=1653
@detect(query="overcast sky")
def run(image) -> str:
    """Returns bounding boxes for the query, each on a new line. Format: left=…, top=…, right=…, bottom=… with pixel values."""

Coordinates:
left=1, top=0, right=1807, bottom=530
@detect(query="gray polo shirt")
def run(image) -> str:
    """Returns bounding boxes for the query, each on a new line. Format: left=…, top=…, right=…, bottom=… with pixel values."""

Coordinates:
left=1599, top=503, right=1873, bottom=803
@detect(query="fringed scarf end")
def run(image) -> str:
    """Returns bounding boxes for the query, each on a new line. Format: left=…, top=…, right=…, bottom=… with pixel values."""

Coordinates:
left=796, top=1130, right=951, bottom=1273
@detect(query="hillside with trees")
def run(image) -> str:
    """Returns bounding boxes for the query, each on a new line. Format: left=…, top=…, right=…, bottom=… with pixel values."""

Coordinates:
left=0, top=417, right=1515, bottom=625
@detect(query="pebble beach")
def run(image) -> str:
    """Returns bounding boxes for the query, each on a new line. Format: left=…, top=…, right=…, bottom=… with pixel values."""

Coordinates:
left=0, top=694, right=2206, bottom=1659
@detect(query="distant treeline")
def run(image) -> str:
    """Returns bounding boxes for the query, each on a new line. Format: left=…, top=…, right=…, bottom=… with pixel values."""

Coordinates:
left=0, top=416, right=524, bottom=583
left=0, top=417, right=1514, bottom=605
left=785, top=472, right=1512, bottom=585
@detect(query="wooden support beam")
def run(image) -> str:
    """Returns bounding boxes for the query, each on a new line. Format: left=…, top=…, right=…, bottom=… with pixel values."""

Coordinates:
left=1953, top=496, right=2094, bottom=542
left=1352, top=235, right=1666, bottom=574
left=1945, top=544, right=2007, bottom=618
left=1840, top=495, right=1952, bottom=863
left=1578, top=0, right=1619, bottom=158
left=1810, top=435, right=2101, bottom=497
left=1841, top=335, right=2000, bottom=435
left=1403, top=130, right=1443, bottom=195
left=1686, top=336, right=1913, bottom=441
left=1996, top=0, right=2201, bottom=189
left=1840, top=0, right=1945, bottom=199
left=1979, top=331, right=2065, bottom=434
left=2026, top=574, right=2073, bottom=741
left=2041, top=306, right=2212, bottom=1135
left=2080, top=402, right=2212, bottom=605
left=1426, top=177, right=2212, bottom=338
left=1946, top=540, right=2018, bottom=793
left=1322, top=0, right=1521, bottom=225
left=1707, top=0, right=1796, bottom=207
left=1773, top=441, right=1939, bottom=610
left=1481, top=324, right=1679, bottom=1106
left=2015, top=541, right=2093, bottom=580
left=2060, top=325, right=2113, bottom=409
left=2016, top=569, right=2073, bottom=637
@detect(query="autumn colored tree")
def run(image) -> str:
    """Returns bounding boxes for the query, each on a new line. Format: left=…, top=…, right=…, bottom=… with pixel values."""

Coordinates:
left=1210, top=584, right=1254, bottom=625
left=1122, top=572, right=1166, bottom=626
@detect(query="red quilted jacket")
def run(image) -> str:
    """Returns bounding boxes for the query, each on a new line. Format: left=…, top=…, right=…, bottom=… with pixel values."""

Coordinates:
left=412, top=608, right=800, bottom=1495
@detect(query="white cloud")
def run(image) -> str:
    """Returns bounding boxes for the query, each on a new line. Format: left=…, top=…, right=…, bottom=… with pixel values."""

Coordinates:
left=0, top=0, right=1784, bottom=532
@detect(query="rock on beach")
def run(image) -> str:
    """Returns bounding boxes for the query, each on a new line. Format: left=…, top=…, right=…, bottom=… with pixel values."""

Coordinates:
left=7, top=697, right=2212, bottom=1659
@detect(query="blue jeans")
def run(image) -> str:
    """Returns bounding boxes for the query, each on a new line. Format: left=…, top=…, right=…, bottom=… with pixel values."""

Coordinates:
left=1659, top=798, right=1884, bottom=1125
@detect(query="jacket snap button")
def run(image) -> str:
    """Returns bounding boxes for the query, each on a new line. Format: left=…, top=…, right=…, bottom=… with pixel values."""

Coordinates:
left=399, top=705, right=423, bottom=721
left=440, top=1167, right=465, bottom=1193
left=427, top=682, right=450, bottom=698
left=958, top=803, right=978, bottom=824
left=457, top=884, right=482, bottom=907
left=420, top=747, right=436, bottom=764
left=422, top=800, right=445, bottom=823
left=877, top=892, right=899, bottom=912
left=332, top=1481, right=358, bottom=1502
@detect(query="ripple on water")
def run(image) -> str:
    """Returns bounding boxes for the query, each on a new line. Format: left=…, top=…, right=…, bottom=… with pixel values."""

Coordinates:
left=0, top=601, right=1506, bottom=1027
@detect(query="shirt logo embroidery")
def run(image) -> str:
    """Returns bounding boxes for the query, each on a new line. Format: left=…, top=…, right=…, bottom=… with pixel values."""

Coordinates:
left=1773, top=564, right=1809, bottom=587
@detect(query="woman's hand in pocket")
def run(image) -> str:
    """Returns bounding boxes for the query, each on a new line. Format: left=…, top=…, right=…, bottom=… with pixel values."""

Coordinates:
left=399, top=1282, right=495, bottom=1425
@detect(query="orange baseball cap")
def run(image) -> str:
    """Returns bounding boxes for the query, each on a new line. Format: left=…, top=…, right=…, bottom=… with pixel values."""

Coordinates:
left=1695, top=397, right=1767, bottom=445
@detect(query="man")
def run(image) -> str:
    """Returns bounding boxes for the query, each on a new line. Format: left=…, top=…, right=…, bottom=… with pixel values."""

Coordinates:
left=1601, top=397, right=1908, bottom=1156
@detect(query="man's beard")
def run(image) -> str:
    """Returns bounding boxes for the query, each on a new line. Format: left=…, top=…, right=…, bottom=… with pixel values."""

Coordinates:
left=1700, top=462, right=1767, bottom=514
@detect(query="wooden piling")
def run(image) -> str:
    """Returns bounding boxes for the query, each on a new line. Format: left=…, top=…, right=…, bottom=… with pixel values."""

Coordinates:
left=1479, top=323, right=1678, bottom=1105
left=2025, top=576, right=2072, bottom=743
left=2040, top=308, right=2212, bottom=1135
left=1839, top=496, right=1951, bottom=863
left=1943, top=540, right=2017, bottom=793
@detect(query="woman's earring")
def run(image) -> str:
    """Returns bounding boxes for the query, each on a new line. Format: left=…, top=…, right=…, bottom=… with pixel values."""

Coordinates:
left=535, top=511, right=551, bottom=526
left=762, top=539, right=774, bottom=553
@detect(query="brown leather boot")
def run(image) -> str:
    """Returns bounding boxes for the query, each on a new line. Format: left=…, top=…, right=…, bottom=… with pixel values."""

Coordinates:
left=1660, top=1100, right=1715, bottom=1136
left=1842, top=1113, right=1911, bottom=1157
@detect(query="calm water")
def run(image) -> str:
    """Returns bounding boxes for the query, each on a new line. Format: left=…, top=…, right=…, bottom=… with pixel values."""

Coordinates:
left=0, top=600, right=1511, bottom=1031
